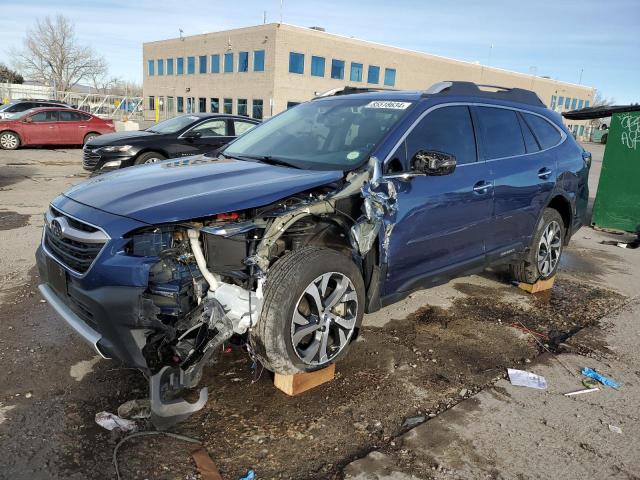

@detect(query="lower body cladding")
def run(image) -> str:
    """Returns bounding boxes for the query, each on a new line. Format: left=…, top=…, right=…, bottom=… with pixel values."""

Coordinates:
left=37, top=167, right=393, bottom=427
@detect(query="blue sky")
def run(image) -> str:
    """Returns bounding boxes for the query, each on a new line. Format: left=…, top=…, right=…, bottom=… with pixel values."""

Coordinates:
left=1, top=0, right=638, bottom=103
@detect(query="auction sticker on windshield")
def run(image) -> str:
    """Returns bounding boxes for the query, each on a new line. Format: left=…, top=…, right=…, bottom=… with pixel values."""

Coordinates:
left=365, top=101, right=412, bottom=110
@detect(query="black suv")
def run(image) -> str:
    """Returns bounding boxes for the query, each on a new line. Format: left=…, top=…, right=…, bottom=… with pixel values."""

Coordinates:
left=0, top=99, right=69, bottom=119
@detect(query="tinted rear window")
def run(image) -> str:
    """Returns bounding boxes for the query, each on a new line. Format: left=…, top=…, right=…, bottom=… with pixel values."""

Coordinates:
left=517, top=113, right=540, bottom=153
left=523, top=113, right=562, bottom=149
left=476, top=107, right=525, bottom=160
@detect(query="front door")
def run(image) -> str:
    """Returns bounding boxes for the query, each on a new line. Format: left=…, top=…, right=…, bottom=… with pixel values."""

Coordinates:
left=22, top=110, right=60, bottom=145
left=383, top=105, right=493, bottom=295
left=174, top=119, right=232, bottom=156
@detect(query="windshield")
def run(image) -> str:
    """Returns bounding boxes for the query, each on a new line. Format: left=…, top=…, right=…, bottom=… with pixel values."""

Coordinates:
left=7, top=109, right=36, bottom=119
left=0, top=103, right=14, bottom=112
left=224, top=97, right=413, bottom=170
left=146, top=115, right=200, bottom=134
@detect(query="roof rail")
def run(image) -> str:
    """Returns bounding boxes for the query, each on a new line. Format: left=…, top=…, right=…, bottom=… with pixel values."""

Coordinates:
left=313, top=86, right=397, bottom=99
left=422, top=81, right=545, bottom=107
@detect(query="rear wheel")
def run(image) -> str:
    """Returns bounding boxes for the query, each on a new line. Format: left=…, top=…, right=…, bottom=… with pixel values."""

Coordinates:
left=0, top=131, right=20, bottom=150
left=251, top=246, right=365, bottom=375
left=135, top=151, right=166, bottom=165
left=510, top=208, right=565, bottom=283
left=83, top=132, right=100, bottom=145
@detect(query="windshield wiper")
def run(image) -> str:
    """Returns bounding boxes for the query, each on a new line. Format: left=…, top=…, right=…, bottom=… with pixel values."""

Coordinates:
left=225, top=153, right=300, bottom=169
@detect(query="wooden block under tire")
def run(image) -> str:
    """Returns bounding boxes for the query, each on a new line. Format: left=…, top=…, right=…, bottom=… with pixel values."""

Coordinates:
left=518, top=275, right=556, bottom=293
left=274, top=364, right=336, bottom=396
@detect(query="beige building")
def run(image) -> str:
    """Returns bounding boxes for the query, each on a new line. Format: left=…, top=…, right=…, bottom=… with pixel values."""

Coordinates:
left=143, top=23, right=595, bottom=137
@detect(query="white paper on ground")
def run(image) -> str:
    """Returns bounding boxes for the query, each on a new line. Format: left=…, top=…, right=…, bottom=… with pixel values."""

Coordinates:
left=95, top=411, right=137, bottom=432
left=507, top=368, right=548, bottom=390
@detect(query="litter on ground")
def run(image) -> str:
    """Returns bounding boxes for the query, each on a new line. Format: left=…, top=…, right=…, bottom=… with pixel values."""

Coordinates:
left=581, top=368, right=621, bottom=389
left=608, top=425, right=623, bottom=434
left=507, top=368, right=548, bottom=390
left=564, top=387, right=600, bottom=396
left=95, top=411, right=137, bottom=433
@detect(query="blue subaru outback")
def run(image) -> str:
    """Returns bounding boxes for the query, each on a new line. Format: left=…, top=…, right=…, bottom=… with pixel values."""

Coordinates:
left=36, top=81, right=589, bottom=424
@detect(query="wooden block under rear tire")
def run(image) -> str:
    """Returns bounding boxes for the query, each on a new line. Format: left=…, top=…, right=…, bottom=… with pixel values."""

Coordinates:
left=274, top=363, right=336, bottom=396
left=518, top=275, right=556, bottom=293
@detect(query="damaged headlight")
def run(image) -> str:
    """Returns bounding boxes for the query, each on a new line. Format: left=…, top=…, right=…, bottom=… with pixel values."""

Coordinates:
left=126, top=226, right=180, bottom=257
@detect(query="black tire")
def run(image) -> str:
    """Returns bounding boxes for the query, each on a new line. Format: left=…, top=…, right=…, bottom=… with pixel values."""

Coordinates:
left=0, top=131, right=20, bottom=150
left=251, top=246, right=365, bottom=375
left=83, top=132, right=100, bottom=145
left=601, top=133, right=608, bottom=144
left=134, top=151, right=166, bottom=165
left=510, top=208, right=565, bottom=284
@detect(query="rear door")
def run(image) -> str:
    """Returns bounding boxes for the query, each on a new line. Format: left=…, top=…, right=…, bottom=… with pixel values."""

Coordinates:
left=476, top=106, right=557, bottom=257
left=58, top=110, right=86, bottom=144
left=231, top=119, right=258, bottom=137
left=22, top=110, right=60, bottom=145
left=383, top=105, right=493, bottom=295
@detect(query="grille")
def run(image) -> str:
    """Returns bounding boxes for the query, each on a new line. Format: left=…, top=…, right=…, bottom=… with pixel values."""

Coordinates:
left=44, top=209, right=107, bottom=274
left=82, top=146, right=100, bottom=170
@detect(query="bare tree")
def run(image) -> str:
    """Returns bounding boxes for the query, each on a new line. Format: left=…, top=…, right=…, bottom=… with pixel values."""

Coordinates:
left=592, top=89, right=615, bottom=107
left=0, top=63, right=24, bottom=84
left=11, top=15, right=107, bottom=93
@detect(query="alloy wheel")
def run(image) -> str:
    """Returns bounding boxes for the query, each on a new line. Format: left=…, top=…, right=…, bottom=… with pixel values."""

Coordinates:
left=537, top=220, right=562, bottom=277
left=144, top=157, right=161, bottom=164
left=0, top=133, right=18, bottom=149
left=290, top=272, right=358, bottom=366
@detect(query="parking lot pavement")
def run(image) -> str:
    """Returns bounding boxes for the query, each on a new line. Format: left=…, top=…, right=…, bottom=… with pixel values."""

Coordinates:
left=2, top=142, right=638, bottom=480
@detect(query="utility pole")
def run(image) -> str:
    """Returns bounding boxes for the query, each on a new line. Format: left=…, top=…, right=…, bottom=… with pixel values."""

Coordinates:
left=263, top=11, right=267, bottom=24
left=280, top=0, right=283, bottom=24
left=578, top=68, right=584, bottom=84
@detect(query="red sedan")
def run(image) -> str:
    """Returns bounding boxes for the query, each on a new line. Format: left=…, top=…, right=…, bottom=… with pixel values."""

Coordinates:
left=0, top=107, right=115, bottom=149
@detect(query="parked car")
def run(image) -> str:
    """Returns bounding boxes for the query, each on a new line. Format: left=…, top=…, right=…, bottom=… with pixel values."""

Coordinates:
left=0, top=99, right=70, bottom=119
left=0, top=107, right=115, bottom=149
left=37, top=81, right=589, bottom=426
left=82, top=113, right=260, bottom=172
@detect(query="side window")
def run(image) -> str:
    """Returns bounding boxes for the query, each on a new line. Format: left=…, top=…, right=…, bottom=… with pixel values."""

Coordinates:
left=192, top=119, right=227, bottom=137
left=80, top=113, right=92, bottom=121
left=476, top=107, right=526, bottom=159
left=234, top=120, right=255, bottom=136
left=405, top=106, right=477, bottom=166
left=522, top=113, right=562, bottom=150
left=30, top=111, right=59, bottom=122
left=59, top=111, right=82, bottom=121
left=517, top=112, right=540, bottom=153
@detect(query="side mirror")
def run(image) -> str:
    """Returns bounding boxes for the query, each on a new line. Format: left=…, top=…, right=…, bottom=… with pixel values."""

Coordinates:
left=411, top=150, right=456, bottom=176
left=183, top=130, right=202, bottom=139
left=23, top=116, right=33, bottom=123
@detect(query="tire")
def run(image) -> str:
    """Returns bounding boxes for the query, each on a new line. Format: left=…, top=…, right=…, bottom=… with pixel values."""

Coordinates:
left=510, top=208, right=565, bottom=284
left=134, top=151, right=166, bottom=165
left=0, top=131, right=20, bottom=150
left=83, top=133, right=100, bottom=145
left=601, top=133, right=608, bottom=144
left=251, top=246, right=365, bottom=375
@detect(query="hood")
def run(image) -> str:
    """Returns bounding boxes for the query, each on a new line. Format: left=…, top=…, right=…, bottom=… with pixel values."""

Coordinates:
left=64, top=155, right=344, bottom=224
left=86, top=129, right=159, bottom=146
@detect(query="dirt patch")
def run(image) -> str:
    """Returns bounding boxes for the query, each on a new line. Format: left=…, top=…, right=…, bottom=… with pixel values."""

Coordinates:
left=0, top=272, right=625, bottom=480
left=0, top=210, right=30, bottom=230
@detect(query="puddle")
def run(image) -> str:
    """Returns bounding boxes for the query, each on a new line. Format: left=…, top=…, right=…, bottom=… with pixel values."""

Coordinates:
left=0, top=211, right=30, bottom=230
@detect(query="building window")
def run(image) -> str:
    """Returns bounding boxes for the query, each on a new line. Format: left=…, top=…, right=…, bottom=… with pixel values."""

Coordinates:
left=252, top=99, right=263, bottom=119
left=565, top=97, right=571, bottom=108
left=199, top=97, right=207, bottom=113
left=367, top=65, right=380, bottom=84
left=331, top=59, right=345, bottom=79
left=211, top=54, right=220, bottom=73
left=199, top=55, right=207, bottom=74
left=237, top=98, right=248, bottom=116
left=223, top=98, right=233, bottom=114
left=585, top=100, right=590, bottom=108
left=147, top=60, right=154, bottom=76
left=578, top=99, right=584, bottom=109
left=311, top=56, right=325, bottom=77
left=579, top=125, right=585, bottom=136
left=167, top=96, right=174, bottom=113
left=239, top=52, right=249, bottom=72
left=177, top=96, right=184, bottom=113
left=254, top=50, right=265, bottom=71
left=289, top=52, right=304, bottom=74
left=224, top=53, right=233, bottom=73
left=550, top=95, right=557, bottom=109
left=557, top=96, right=564, bottom=109
left=384, top=68, right=396, bottom=87
left=177, top=57, right=184, bottom=75
left=167, top=58, right=174, bottom=75
left=287, top=101, right=300, bottom=109
left=148, top=96, right=155, bottom=110
left=187, top=56, right=195, bottom=74
left=157, top=59, right=164, bottom=76
left=210, top=97, right=219, bottom=113
left=350, top=62, right=363, bottom=82
left=571, top=98, right=577, bottom=109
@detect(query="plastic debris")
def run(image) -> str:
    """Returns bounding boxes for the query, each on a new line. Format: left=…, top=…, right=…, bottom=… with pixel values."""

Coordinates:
left=191, top=447, right=224, bottom=480
left=507, top=368, right=547, bottom=389
left=239, top=469, right=256, bottom=480
left=581, top=368, right=621, bottom=389
left=608, top=424, right=623, bottom=434
left=402, top=416, right=426, bottom=428
left=564, top=387, right=599, bottom=397
left=95, top=411, right=137, bottom=432
left=583, top=379, right=599, bottom=389
left=117, top=399, right=151, bottom=419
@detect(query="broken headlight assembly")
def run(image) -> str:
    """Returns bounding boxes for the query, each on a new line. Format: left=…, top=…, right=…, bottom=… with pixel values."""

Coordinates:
left=125, top=226, right=181, bottom=257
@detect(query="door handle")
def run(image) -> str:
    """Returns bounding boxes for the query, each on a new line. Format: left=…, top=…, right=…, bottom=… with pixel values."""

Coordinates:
left=48, top=126, right=55, bottom=129
left=473, top=181, right=493, bottom=194
left=79, top=125, right=87, bottom=129
left=538, top=167, right=552, bottom=179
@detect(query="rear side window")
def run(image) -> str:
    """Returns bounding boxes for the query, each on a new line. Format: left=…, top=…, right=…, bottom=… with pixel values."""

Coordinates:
left=517, top=113, right=540, bottom=153
left=405, top=106, right=477, bottom=165
left=476, top=107, right=525, bottom=160
left=59, top=111, right=83, bottom=121
left=523, top=113, right=562, bottom=150
left=233, top=120, right=256, bottom=135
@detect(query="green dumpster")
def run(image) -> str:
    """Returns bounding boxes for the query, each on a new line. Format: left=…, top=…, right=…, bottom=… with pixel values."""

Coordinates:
left=564, top=105, right=640, bottom=234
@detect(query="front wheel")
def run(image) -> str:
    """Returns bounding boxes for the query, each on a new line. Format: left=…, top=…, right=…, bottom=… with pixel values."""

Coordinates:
left=83, top=133, right=100, bottom=145
left=510, top=208, right=565, bottom=284
left=251, top=246, right=365, bottom=375
left=134, top=152, right=166, bottom=165
left=0, top=131, right=20, bottom=150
